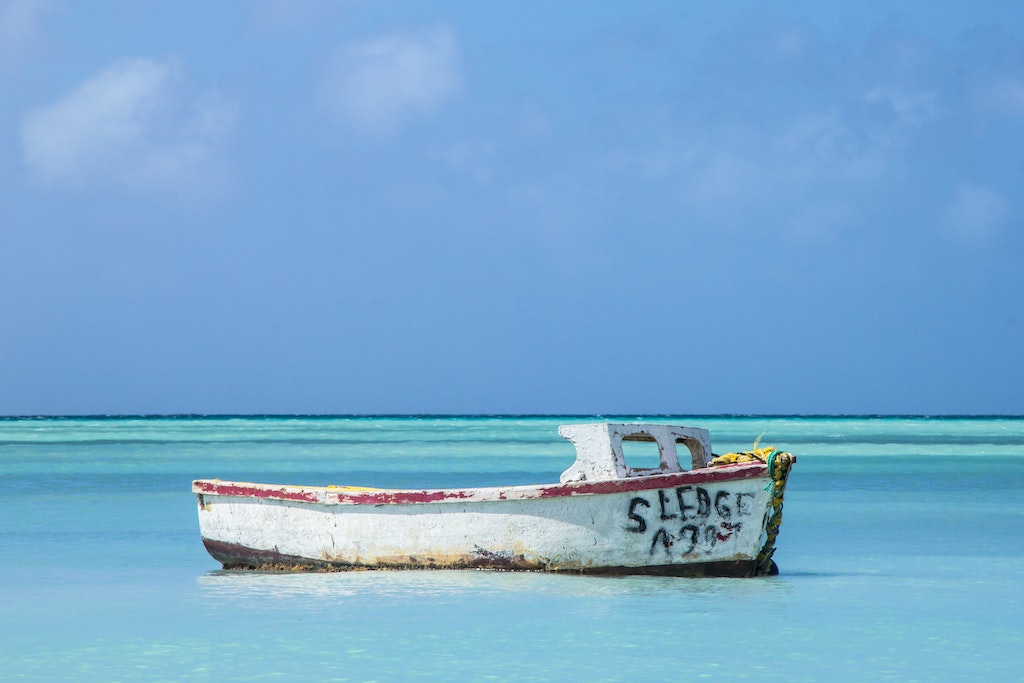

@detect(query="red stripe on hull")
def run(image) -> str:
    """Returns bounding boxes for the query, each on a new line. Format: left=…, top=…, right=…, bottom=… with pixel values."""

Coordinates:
left=193, top=462, right=765, bottom=506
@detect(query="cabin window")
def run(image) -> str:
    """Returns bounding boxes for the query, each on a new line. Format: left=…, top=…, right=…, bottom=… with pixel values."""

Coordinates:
left=620, top=436, right=662, bottom=471
left=675, top=437, right=702, bottom=469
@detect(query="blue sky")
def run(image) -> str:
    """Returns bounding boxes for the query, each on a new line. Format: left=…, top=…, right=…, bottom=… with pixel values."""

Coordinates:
left=1, top=1, right=1022, bottom=415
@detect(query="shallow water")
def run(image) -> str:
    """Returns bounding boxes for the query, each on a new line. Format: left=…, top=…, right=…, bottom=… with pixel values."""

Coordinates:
left=2, top=416, right=1023, bottom=680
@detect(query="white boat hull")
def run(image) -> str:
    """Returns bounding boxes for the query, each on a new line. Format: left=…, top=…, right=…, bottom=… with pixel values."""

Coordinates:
left=194, top=462, right=784, bottom=577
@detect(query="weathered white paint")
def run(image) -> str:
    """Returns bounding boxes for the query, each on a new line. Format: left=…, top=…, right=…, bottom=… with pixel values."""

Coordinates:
left=558, top=423, right=712, bottom=482
left=193, top=423, right=788, bottom=576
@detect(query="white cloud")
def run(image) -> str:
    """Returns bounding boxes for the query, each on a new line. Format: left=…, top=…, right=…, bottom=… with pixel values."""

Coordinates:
left=20, top=57, right=235, bottom=195
left=865, top=85, right=936, bottom=125
left=639, top=108, right=889, bottom=241
left=940, top=183, right=1011, bottom=248
left=0, top=0, right=49, bottom=69
left=321, top=25, right=461, bottom=135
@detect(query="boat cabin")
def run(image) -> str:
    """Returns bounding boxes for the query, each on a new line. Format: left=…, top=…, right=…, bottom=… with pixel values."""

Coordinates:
left=558, top=423, right=713, bottom=483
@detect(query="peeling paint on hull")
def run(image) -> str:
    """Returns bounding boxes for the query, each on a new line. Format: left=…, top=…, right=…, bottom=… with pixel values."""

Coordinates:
left=192, top=423, right=795, bottom=577
left=195, top=464, right=781, bottom=577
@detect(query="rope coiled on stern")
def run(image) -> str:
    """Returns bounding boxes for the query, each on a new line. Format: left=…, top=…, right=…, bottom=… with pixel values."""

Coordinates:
left=709, top=446, right=796, bottom=576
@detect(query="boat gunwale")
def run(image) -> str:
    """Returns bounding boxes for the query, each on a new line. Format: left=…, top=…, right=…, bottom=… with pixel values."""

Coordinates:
left=192, top=461, right=767, bottom=506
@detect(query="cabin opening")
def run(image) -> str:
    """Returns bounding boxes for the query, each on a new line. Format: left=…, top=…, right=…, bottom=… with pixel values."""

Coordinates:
left=620, top=434, right=662, bottom=471
left=676, top=437, right=699, bottom=470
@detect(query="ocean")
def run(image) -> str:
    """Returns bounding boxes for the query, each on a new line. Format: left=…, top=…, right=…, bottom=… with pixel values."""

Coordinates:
left=1, top=415, right=1022, bottom=681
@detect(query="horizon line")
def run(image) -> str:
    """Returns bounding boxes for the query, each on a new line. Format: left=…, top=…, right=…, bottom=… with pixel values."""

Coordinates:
left=3, top=413, right=1023, bottom=420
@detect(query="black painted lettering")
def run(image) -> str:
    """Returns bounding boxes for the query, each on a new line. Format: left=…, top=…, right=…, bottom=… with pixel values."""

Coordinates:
left=658, top=489, right=677, bottom=520
left=700, top=525, right=718, bottom=552
left=650, top=528, right=672, bottom=556
left=715, top=490, right=732, bottom=519
left=627, top=496, right=650, bottom=533
left=716, top=521, right=741, bottom=542
left=678, top=524, right=698, bottom=554
left=675, top=486, right=695, bottom=520
left=735, top=492, right=756, bottom=516
left=696, top=487, right=711, bottom=517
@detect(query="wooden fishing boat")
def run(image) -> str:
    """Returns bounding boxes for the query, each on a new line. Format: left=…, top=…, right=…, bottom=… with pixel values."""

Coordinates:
left=193, top=423, right=796, bottom=577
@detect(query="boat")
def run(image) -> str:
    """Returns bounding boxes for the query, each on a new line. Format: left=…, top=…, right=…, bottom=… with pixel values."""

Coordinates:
left=192, top=422, right=796, bottom=577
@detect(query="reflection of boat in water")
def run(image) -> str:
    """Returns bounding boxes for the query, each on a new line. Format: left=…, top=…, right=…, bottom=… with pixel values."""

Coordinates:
left=195, top=566, right=795, bottom=603
left=193, top=423, right=796, bottom=577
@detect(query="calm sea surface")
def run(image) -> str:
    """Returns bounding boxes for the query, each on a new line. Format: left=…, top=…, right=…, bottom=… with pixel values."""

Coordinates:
left=1, top=415, right=1022, bottom=681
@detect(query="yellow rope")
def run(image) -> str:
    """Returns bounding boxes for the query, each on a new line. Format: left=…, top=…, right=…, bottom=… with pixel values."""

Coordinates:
left=709, top=444, right=796, bottom=576
left=707, top=446, right=779, bottom=466
left=754, top=450, right=795, bottom=574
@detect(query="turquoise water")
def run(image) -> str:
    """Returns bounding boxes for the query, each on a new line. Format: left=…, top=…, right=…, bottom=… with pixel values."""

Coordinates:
left=1, top=415, right=1023, bottom=681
